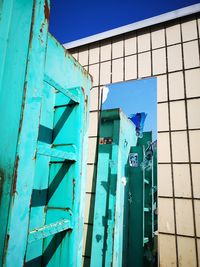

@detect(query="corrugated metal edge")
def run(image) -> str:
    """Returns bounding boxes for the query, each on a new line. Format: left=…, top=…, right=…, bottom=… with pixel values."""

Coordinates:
left=63, top=3, right=200, bottom=49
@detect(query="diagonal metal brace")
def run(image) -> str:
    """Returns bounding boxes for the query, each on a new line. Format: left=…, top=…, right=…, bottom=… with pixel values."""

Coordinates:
left=28, top=219, right=72, bottom=243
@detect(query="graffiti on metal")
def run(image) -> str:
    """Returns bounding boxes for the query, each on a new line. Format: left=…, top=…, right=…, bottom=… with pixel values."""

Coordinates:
left=129, top=153, right=138, bottom=167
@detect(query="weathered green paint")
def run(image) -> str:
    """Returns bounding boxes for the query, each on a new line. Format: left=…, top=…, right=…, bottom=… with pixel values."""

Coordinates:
left=0, top=1, right=92, bottom=266
left=91, top=109, right=137, bottom=267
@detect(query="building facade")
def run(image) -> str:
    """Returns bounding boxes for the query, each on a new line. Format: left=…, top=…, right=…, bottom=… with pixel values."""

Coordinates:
left=65, top=5, right=200, bottom=266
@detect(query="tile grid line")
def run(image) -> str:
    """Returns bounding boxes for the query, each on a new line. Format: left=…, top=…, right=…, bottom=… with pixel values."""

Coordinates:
left=180, top=18, right=199, bottom=267
left=85, top=65, right=200, bottom=88
left=159, top=231, right=200, bottom=239
left=80, top=15, right=200, bottom=265
left=163, top=22, right=179, bottom=267
left=81, top=37, right=200, bottom=68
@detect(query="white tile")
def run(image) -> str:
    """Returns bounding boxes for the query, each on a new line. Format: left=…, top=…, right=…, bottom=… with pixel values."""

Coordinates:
left=189, top=130, right=200, bottom=162
left=89, top=64, right=99, bottom=86
left=138, top=52, right=151, bottom=78
left=100, top=61, right=111, bottom=85
left=112, top=58, right=123, bottom=83
left=84, top=193, right=95, bottom=224
left=170, top=101, right=186, bottom=130
left=194, top=200, right=200, bottom=237
left=158, top=198, right=175, bottom=233
left=157, top=133, right=171, bottom=163
left=112, top=37, right=123, bottom=58
left=191, top=164, right=200, bottom=199
left=125, top=55, right=137, bottom=80
left=138, top=30, right=150, bottom=52
left=125, top=33, right=136, bottom=56
left=166, top=23, right=181, bottom=45
left=173, top=164, right=191, bottom=197
left=88, top=112, right=98, bottom=136
left=152, top=48, right=166, bottom=75
left=79, top=47, right=88, bottom=66
left=176, top=199, right=194, bottom=236
left=182, top=20, right=198, bottom=42
left=158, top=103, right=169, bottom=131
left=187, top=99, right=200, bottom=129
left=90, top=87, right=99, bottom=111
left=157, top=75, right=168, bottom=102
left=197, top=238, right=200, bottom=267
left=158, top=164, right=173, bottom=197
left=171, top=131, right=189, bottom=162
left=167, top=44, right=183, bottom=72
left=71, top=50, right=78, bottom=60
left=151, top=27, right=165, bottom=49
left=100, top=40, right=111, bottom=61
left=185, top=68, right=200, bottom=98
left=159, top=234, right=177, bottom=267
left=89, top=44, right=99, bottom=64
left=177, top=236, right=196, bottom=267
left=88, top=137, right=97, bottom=163
left=183, top=41, right=200, bottom=69
left=169, top=71, right=184, bottom=100
left=86, top=165, right=96, bottom=193
left=198, top=18, right=200, bottom=37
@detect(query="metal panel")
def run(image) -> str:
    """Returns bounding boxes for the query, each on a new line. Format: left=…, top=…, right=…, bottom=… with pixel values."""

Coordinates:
left=25, top=34, right=91, bottom=266
left=0, top=1, right=92, bottom=266
left=0, top=1, right=49, bottom=266
left=91, top=109, right=137, bottom=267
left=90, top=110, right=157, bottom=267
left=128, top=132, right=157, bottom=267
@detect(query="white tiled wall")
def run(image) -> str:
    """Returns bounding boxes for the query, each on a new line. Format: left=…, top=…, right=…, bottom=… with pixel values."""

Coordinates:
left=70, top=13, right=200, bottom=267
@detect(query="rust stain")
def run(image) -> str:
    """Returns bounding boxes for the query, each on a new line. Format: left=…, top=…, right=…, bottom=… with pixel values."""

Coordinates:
left=18, top=81, right=28, bottom=138
left=0, top=169, right=5, bottom=206
left=40, top=22, right=46, bottom=35
left=44, top=0, right=50, bottom=21
left=4, top=234, right=10, bottom=251
left=29, top=195, right=32, bottom=207
left=81, top=86, right=86, bottom=95
left=13, top=156, right=19, bottom=195
left=29, top=1, right=36, bottom=49
left=72, top=178, right=76, bottom=202
left=67, top=228, right=73, bottom=235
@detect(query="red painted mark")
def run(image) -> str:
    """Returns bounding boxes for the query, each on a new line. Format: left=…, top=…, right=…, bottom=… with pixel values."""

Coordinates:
left=13, top=156, right=19, bottom=194
left=44, top=0, right=50, bottom=21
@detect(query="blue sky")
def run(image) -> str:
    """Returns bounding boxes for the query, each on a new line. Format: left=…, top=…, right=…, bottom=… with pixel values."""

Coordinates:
left=49, top=0, right=199, bottom=43
left=102, top=78, right=157, bottom=141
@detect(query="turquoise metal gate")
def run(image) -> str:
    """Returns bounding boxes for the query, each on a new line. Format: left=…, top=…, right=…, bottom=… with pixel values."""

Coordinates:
left=90, top=109, right=138, bottom=267
left=128, top=132, right=157, bottom=267
left=0, top=1, right=92, bottom=266
left=90, top=109, right=157, bottom=267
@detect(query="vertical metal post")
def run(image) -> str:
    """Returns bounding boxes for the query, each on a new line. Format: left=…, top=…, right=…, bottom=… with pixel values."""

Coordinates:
left=0, top=1, right=49, bottom=266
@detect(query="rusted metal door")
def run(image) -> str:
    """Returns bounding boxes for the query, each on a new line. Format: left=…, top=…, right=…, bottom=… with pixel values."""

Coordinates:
left=0, top=1, right=92, bottom=266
